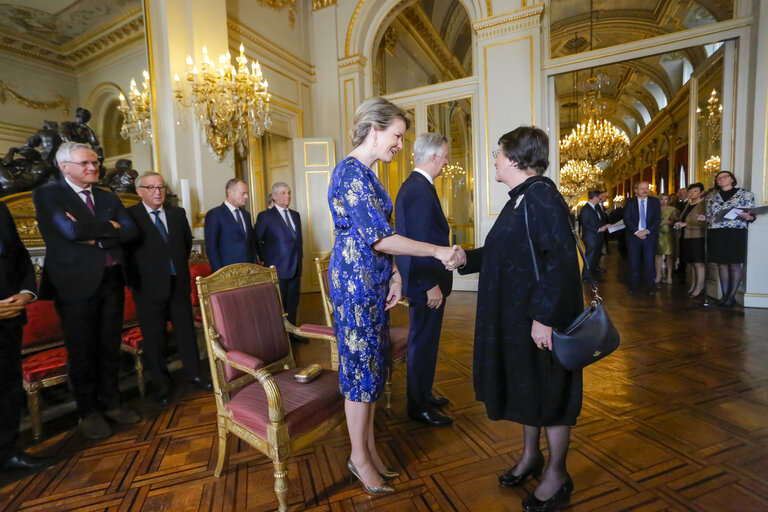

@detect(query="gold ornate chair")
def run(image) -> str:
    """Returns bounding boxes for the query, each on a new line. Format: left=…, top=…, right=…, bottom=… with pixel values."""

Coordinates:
left=196, top=263, right=344, bottom=512
left=314, top=256, right=408, bottom=409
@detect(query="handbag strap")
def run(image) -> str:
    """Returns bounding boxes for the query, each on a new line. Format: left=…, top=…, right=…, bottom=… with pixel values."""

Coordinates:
left=522, top=191, right=600, bottom=300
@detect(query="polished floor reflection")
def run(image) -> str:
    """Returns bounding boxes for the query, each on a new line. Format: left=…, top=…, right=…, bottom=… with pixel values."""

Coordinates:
left=1, top=251, right=767, bottom=511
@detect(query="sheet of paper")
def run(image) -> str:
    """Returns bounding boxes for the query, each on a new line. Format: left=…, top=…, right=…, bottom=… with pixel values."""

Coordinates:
left=608, top=220, right=625, bottom=233
left=724, top=208, right=743, bottom=220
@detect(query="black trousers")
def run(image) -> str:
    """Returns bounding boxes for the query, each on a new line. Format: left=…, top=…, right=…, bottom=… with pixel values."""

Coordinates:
left=406, top=297, right=446, bottom=412
left=134, top=277, right=201, bottom=399
left=627, top=235, right=656, bottom=289
left=279, top=273, right=301, bottom=326
left=55, top=267, right=124, bottom=416
left=0, top=320, right=23, bottom=464
left=583, top=234, right=603, bottom=277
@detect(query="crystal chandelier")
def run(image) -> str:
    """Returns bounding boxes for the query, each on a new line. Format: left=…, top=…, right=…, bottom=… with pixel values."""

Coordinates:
left=703, top=154, right=720, bottom=183
left=697, top=89, right=722, bottom=144
left=442, top=163, right=465, bottom=179
left=560, top=117, right=629, bottom=164
left=118, top=70, right=152, bottom=144
left=559, top=159, right=603, bottom=207
left=174, top=44, right=271, bottom=160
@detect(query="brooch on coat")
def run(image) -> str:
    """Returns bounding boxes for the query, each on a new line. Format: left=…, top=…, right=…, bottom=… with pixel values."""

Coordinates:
left=515, top=195, right=524, bottom=209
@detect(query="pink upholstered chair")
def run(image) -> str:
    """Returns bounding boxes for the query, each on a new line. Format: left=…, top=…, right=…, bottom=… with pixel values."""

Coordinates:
left=196, top=263, right=344, bottom=512
left=314, top=256, right=408, bottom=409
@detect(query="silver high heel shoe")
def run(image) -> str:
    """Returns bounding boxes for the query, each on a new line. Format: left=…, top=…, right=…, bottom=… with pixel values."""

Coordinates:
left=347, top=459, right=395, bottom=495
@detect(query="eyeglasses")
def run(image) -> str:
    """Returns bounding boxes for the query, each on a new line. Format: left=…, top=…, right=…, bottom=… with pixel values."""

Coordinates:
left=139, top=185, right=167, bottom=192
left=492, top=150, right=499, bottom=159
left=63, top=160, right=100, bottom=167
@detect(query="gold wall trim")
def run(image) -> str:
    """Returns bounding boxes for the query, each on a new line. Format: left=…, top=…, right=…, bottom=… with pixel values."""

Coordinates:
left=256, top=0, right=297, bottom=28
left=764, top=71, right=768, bottom=204
left=313, top=0, right=337, bottom=10
left=343, top=78, right=356, bottom=151
left=228, top=18, right=315, bottom=80
left=473, top=4, right=543, bottom=40
left=485, top=0, right=493, bottom=16
left=0, top=82, right=68, bottom=112
left=143, top=0, right=161, bottom=174
left=304, top=141, right=331, bottom=167
left=484, top=35, right=534, bottom=218
left=345, top=0, right=366, bottom=57
left=269, top=98, right=305, bottom=139
left=305, top=170, right=333, bottom=274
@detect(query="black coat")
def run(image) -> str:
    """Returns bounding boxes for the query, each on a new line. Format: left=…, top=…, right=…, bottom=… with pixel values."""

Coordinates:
left=0, top=202, right=36, bottom=326
left=459, top=176, right=583, bottom=426
left=255, top=207, right=302, bottom=280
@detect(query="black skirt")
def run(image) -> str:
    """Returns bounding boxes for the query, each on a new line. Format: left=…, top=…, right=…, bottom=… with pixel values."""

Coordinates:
left=683, top=237, right=705, bottom=263
left=708, top=228, right=748, bottom=264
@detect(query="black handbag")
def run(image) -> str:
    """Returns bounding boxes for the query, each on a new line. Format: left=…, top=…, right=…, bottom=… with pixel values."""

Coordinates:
left=523, top=195, right=620, bottom=371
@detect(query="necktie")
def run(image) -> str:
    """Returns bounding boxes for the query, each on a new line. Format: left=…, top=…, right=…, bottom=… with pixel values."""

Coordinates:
left=82, top=190, right=115, bottom=266
left=152, top=210, right=176, bottom=274
left=235, top=208, right=246, bottom=233
left=640, top=199, right=646, bottom=230
left=283, top=209, right=295, bottom=235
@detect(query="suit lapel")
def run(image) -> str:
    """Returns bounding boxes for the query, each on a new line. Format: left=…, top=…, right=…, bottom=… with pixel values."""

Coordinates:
left=60, top=181, right=94, bottom=219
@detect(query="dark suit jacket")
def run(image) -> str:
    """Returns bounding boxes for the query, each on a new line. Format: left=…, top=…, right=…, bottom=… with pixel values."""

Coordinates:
left=579, top=203, right=604, bottom=242
left=0, top=202, right=36, bottom=326
left=33, top=181, right=137, bottom=300
left=623, top=196, right=661, bottom=239
left=394, top=171, right=452, bottom=298
left=204, top=204, right=255, bottom=272
left=255, top=207, right=302, bottom=280
left=125, top=203, right=192, bottom=301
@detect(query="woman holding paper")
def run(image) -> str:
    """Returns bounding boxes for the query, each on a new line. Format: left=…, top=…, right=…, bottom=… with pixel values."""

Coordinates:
left=674, top=183, right=707, bottom=297
left=706, top=171, right=755, bottom=308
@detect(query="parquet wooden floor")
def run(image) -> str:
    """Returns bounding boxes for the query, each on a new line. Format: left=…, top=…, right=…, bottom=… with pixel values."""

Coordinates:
left=2, top=250, right=768, bottom=511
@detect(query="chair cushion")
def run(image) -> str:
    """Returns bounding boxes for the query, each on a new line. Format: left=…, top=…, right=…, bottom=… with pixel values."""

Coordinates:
left=209, top=282, right=289, bottom=383
left=226, top=351, right=265, bottom=371
left=121, top=327, right=143, bottom=350
left=225, top=368, right=343, bottom=438
left=22, top=347, right=68, bottom=383
left=299, top=324, right=335, bottom=337
left=21, top=300, right=63, bottom=350
left=190, top=264, right=213, bottom=307
left=390, top=326, right=409, bottom=361
left=194, top=313, right=203, bottom=324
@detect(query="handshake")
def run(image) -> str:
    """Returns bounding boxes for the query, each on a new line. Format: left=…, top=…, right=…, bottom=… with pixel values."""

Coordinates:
left=438, top=245, right=467, bottom=271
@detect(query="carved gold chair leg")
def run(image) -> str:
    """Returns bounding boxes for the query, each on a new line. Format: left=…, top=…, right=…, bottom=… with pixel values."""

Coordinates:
left=273, top=459, right=288, bottom=512
left=384, top=370, right=393, bottom=409
left=133, top=350, right=145, bottom=397
left=25, top=386, right=42, bottom=440
left=214, top=416, right=228, bottom=477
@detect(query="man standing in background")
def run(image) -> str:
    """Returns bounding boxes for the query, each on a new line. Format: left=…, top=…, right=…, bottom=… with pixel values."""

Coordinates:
left=204, top=179, right=255, bottom=272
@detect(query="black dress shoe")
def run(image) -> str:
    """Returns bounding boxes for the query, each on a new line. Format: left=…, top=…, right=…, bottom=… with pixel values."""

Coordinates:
left=499, top=453, right=544, bottom=488
left=188, top=376, right=213, bottom=391
left=1, top=451, right=56, bottom=472
left=522, top=475, right=573, bottom=512
left=428, top=394, right=449, bottom=408
left=408, top=408, right=453, bottom=426
left=595, top=267, right=606, bottom=273
left=647, top=288, right=656, bottom=296
left=157, top=396, right=171, bottom=407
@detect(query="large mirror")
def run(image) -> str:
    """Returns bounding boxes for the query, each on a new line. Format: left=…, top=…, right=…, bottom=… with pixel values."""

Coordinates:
left=0, top=0, right=153, bottom=201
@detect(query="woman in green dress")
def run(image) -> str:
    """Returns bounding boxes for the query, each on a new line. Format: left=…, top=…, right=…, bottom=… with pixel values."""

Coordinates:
left=655, top=193, right=677, bottom=284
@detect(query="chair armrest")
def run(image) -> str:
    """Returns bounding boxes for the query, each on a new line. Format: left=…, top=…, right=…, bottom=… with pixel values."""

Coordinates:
left=226, top=351, right=265, bottom=372
left=285, top=320, right=340, bottom=371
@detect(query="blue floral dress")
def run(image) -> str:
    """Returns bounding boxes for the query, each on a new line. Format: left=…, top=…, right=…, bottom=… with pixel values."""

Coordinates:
left=328, top=157, right=394, bottom=402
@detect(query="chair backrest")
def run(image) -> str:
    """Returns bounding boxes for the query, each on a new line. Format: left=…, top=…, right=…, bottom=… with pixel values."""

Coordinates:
left=314, top=257, right=334, bottom=327
left=197, top=264, right=295, bottom=385
left=21, top=300, right=64, bottom=354
left=190, top=263, right=213, bottom=307
left=123, top=287, right=138, bottom=325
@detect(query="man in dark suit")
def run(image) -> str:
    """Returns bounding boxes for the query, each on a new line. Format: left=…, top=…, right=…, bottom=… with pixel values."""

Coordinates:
left=33, top=142, right=139, bottom=439
left=255, top=182, right=302, bottom=328
left=395, top=133, right=453, bottom=427
left=597, top=190, right=610, bottom=256
left=0, top=202, right=55, bottom=471
left=125, top=172, right=211, bottom=406
left=579, top=190, right=608, bottom=281
left=204, top=179, right=255, bottom=272
left=623, top=181, right=661, bottom=295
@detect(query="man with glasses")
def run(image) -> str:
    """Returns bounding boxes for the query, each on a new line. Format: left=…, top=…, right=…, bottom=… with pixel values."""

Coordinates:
left=33, top=142, right=139, bottom=439
left=125, top=172, right=211, bottom=407
left=204, top=179, right=255, bottom=272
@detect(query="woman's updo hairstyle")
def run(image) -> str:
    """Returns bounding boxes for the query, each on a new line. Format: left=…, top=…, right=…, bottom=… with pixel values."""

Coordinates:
left=350, top=97, right=410, bottom=149
left=498, top=126, right=549, bottom=175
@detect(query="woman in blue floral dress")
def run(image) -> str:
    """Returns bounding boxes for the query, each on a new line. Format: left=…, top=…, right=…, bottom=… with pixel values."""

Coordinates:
left=328, top=97, right=460, bottom=495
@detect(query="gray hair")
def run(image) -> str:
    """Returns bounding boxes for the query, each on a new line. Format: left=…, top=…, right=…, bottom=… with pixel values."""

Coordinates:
left=135, top=171, right=164, bottom=189
left=350, top=97, right=410, bottom=149
left=266, top=192, right=274, bottom=206
left=270, top=182, right=289, bottom=197
left=56, top=142, right=94, bottom=166
left=413, top=133, right=448, bottom=165
left=225, top=178, right=245, bottom=193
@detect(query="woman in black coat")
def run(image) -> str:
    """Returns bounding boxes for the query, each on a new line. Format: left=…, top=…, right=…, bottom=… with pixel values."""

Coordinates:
left=459, top=127, right=582, bottom=512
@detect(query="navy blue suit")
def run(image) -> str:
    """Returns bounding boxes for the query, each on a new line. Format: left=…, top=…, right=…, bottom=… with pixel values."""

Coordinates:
left=34, top=181, right=137, bottom=415
left=395, top=171, right=452, bottom=412
left=579, top=203, right=604, bottom=278
left=126, top=204, right=201, bottom=399
left=204, top=203, right=255, bottom=272
left=0, top=202, right=37, bottom=464
left=255, top=206, right=302, bottom=325
left=623, top=196, right=661, bottom=290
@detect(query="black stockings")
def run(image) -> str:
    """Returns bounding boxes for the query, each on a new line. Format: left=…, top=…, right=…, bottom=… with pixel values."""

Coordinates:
left=520, top=424, right=571, bottom=499
left=717, top=263, right=743, bottom=304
